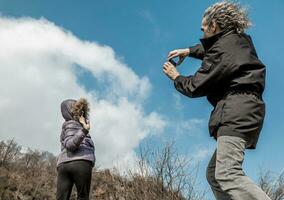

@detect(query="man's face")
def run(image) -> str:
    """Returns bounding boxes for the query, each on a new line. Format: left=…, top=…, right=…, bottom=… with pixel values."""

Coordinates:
left=201, top=17, right=218, bottom=38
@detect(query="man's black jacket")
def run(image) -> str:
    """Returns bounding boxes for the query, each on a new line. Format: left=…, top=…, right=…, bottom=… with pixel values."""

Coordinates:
left=174, top=29, right=266, bottom=149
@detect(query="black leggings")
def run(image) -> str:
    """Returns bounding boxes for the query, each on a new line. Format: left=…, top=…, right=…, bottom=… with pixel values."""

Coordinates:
left=56, top=160, right=93, bottom=200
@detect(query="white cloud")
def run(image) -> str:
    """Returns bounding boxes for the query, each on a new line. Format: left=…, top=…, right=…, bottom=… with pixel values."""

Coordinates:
left=0, top=16, right=165, bottom=169
left=173, top=93, right=184, bottom=112
left=92, top=98, right=165, bottom=168
left=176, top=118, right=206, bottom=136
left=192, top=148, right=213, bottom=162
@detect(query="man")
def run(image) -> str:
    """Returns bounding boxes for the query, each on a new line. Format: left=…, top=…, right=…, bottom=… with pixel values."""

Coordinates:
left=163, top=1, right=271, bottom=200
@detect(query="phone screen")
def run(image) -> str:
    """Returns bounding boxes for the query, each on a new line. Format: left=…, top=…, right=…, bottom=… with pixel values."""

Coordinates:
left=169, top=58, right=177, bottom=66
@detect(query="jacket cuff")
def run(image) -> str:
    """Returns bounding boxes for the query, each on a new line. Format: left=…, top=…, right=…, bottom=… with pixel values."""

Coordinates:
left=174, top=75, right=184, bottom=89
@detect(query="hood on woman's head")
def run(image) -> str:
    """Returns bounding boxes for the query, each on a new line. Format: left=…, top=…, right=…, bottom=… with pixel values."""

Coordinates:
left=61, top=98, right=90, bottom=121
left=61, top=99, right=76, bottom=121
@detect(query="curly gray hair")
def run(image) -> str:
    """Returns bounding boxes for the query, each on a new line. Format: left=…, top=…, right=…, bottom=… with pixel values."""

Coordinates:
left=203, top=1, right=251, bottom=33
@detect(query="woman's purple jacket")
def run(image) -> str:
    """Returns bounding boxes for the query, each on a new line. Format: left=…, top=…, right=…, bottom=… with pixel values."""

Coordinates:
left=57, top=99, right=95, bottom=168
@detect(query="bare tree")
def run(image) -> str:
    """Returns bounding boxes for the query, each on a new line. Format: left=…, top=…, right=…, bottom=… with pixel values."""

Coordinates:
left=0, top=139, right=21, bottom=168
left=258, top=168, right=284, bottom=200
left=135, top=141, right=207, bottom=200
left=0, top=139, right=57, bottom=200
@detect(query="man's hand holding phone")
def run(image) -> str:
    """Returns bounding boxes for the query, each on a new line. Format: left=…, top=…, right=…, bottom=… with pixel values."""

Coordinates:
left=167, top=48, right=190, bottom=66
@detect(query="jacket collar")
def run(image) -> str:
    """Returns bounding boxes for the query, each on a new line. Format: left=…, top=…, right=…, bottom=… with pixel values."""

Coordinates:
left=200, top=28, right=236, bottom=52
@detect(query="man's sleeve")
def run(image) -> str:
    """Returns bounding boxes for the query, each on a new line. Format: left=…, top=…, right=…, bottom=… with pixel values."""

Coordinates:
left=174, top=50, right=236, bottom=98
left=188, top=44, right=205, bottom=60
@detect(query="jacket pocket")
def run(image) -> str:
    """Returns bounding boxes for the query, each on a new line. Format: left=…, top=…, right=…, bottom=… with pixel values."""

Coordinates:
left=200, top=60, right=213, bottom=72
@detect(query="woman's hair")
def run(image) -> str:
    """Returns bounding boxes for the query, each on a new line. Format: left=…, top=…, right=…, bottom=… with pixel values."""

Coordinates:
left=203, top=1, right=251, bottom=33
left=71, top=98, right=90, bottom=121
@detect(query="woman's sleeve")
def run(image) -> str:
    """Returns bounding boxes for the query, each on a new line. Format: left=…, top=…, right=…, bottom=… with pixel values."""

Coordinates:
left=62, top=126, right=87, bottom=152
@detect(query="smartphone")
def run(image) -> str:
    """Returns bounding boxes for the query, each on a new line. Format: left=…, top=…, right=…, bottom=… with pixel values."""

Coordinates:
left=169, top=58, right=177, bottom=67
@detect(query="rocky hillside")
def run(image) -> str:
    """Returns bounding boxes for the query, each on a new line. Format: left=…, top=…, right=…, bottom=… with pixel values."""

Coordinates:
left=0, top=140, right=205, bottom=200
left=1, top=139, right=282, bottom=200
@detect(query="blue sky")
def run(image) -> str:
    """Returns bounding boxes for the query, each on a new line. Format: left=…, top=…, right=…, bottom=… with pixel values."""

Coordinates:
left=1, top=0, right=283, bottom=198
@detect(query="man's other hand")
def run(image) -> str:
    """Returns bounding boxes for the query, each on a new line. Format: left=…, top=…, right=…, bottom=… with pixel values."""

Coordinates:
left=163, top=61, right=180, bottom=80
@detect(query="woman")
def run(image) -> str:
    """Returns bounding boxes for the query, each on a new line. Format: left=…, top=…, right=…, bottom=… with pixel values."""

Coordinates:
left=56, top=98, right=95, bottom=200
